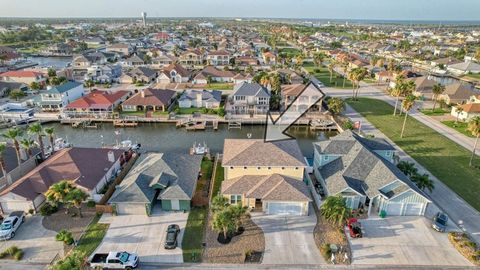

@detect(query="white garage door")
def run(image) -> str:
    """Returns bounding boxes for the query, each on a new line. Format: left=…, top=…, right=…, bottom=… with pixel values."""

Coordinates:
left=385, top=203, right=403, bottom=216
left=116, top=203, right=146, bottom=215
left=267, top=202, right=303, bottom=215
left=404, top=203, right=424, bottom=216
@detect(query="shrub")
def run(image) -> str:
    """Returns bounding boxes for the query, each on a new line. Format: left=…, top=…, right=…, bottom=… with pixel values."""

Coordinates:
left=87, top=200, right=96, bottom=208
left=52, top=250, right=86, bottom=270
left=0, top=246, right=23, bottom=261
left=342, top=120, right=354, bottom=130
left=56, top=230, right=74, bottom=245
left=466, top=241, right=477, bottom=249
left=40, top=203, right=58, bottom=216
left=13, top=250, right=23, bottom=261
left=314, top=68, right=321, bottom=73
left=320, top=243, right=331, bottom=260
left=217, top=108, right=226, bottom=117
left=28, top=209, right=34, bottom=215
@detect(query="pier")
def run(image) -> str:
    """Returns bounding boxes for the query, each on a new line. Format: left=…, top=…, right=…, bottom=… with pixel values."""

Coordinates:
left=176, top=118, right=219, bottom=131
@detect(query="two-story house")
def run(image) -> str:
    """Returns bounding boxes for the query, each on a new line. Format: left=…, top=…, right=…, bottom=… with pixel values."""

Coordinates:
left=312, top=130, right=431, bottom=217
left=38, top=81, right=85, bottom=111
left=178, top=89, right=221, bottom=109
left=280, top=83, right=325, bottom=113
left=226, top=82, right=270, bottom=115
left=179, top=49, right=205, bottom=67
left=207, top=50, right=231, bottom=66
left=0, top=71, right=47, bottom=87
left=220, top=139, right=311, bottom=216
left=157, top=63, right=190, bottom=84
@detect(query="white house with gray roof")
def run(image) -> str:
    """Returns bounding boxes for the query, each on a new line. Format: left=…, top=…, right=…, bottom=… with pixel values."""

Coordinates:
left=225, top=82, right=270, bottom=115
left=109, top=152, right=202, bottom=215
left=38, top=81, right=85, bottom=112
left=312, top=130, right=431, bottom=217
left=178, top=89, right=221, bottom=109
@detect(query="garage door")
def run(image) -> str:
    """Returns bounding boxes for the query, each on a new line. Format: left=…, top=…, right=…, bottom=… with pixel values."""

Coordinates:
left=404, top=203, right=424, bottom=216
left=116, top=203, right=146, bottom=215
left=267, top=202, right=303, bottom=215
left=0, top=201, right=31, bottom=214
left=385, top=203, right=403, bottom=216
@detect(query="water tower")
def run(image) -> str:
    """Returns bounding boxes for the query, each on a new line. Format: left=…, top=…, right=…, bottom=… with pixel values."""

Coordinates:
left=141, top=12, right=147, bottom=27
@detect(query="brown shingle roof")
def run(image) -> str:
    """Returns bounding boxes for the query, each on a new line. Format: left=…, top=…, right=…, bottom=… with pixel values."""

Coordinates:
left=222, top=139, right=306, bottom=167
left=0, top=148, right=124, bottom=200
left=122, top=88, right=175, bottom=107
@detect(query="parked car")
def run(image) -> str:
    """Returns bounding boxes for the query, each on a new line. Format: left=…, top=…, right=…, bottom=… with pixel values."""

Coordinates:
left=164, top=224, right=180, bottom=249
left=432, top=212, right=448, bottom=232
left=347, top=218, right=363, bottom=238
left=0, top=211, right=25, bottom=240
left=88, top=251, right=139, bottom=270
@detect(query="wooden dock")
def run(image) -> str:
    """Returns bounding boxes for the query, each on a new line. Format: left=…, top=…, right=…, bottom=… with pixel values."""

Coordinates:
left=177, top=119, right=218, bottom=131
left=113, top=119, right=138, bottom=127
left=228, top=120, right=242, bottom=129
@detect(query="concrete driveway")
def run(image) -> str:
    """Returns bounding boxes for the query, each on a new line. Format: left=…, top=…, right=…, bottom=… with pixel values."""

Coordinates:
left=349, top=216, right=471, bottom=266
left=96, top=208, right=188, bottom=263
left=0, top=216, right=63, bottom=263
left=252, top=209, right=324, bottom=265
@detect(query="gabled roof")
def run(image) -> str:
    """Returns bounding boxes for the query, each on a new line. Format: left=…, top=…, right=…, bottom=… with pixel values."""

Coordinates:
left=232, top=82, right=270, bottom=98
left=448, top=61, right=480, bottom=72
left=194, top=66, right=235, bottom=79
left=314, top=130, right=427, bottom=200
left=130, top=66, right=157, bottom=77
left=0, top=148, right=124, bottom=201
left=109, top=152, right=202, bottom=203
left=222, top=139, right=306, bottom=167
left=44, top=81, right=82, bottom=94
left=443, top=83, right=477, bottom=100
left=122, top=88, right=175, bottom=107
left=221, top=174, right=311, bottom=202
left=178, top=89, right=221, bottom=103
left=0, top=70, right=44, bottom=78
left=163, top=63, right=189, bottom=77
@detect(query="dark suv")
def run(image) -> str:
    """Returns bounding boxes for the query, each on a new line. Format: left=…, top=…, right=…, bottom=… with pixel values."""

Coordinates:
left=164, top=224, right=180, bottom=249
left=432, top=212, right=448, bottom=232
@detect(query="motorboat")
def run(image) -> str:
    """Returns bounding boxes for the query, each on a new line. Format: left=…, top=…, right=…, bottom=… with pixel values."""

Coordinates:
left=191, top=142, right=209, bottom=155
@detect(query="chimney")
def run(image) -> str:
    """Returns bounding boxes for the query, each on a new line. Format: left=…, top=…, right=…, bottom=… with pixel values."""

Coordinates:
left=107, top=150, right=115, bottom=163
left=140, top=89, right=145, bottom=98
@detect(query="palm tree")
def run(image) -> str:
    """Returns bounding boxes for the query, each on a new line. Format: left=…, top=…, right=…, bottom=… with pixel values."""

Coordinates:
left=391, top=75, right=405, bottom=116
left=28, top=123, right=44, bottom=158
left=84, top=80, right=95, bottom=91
left=45, top=180, right=76, bottom=213
left=230, top=204, right=250, bottom=232
left=431, top=83, right=445, bottom=111
left=2, top=128, right=23, bottom=165
left=320, top=196, right=351, bottom=226
left=328, top=61, right=336, bottom=83
left=396, top=161, right=418, bottom=177
left=455, top=105, right=464, bottom=123
left=211, top=195, right=230, bottom=213
left=313, top=53, right=325, bottom=67
left=327, top=97, right=345, bottom=116
left=212, top=208, right=235, bottom=239
left=0, top=143, right=7, bottom=178
left=66, top=188, right=88, bottom=217
left=468, top=116, right=480, bottom=167
left=44, top=127, right=55, bottom=153
left=398, top=80, right=416, bottom=116
left=342, top=62, right=348, bottom=88
left=400, top=94, right=416, bottom=138
left=20, top=138, right=36, bottom=159
left=353, top=68, right=368, bottom=99
left=411, top=173, right=434, bottom=193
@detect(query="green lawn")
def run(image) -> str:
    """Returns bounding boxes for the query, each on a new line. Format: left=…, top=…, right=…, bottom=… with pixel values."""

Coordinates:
left=303, top=63, right=353, bottom=89
left=204, top=83, right=233, bottom=90
left=278, top=47, right=302, bottom=57
left=120, top=111, right=168, bottom=117
left=420, top=108, right=450, bottom=116
left=75, top=215, right=109, bottom=256
left=211, top=161, right=224, bottom=201
left=182, top=207, right=207, bottom=262
left=347, top=98, right=480, bottom=211
left=464, top=73, right=480, bottom=81
left=177, top=107, right=201, bottom=115
left=442, top=121, right=475, bottom=138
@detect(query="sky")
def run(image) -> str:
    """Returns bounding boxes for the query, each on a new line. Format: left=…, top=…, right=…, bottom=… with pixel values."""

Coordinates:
left=0, top=0, right=479, bottom=21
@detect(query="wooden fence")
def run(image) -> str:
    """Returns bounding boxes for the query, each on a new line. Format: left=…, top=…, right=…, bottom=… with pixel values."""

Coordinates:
left=95, top=152, right=139, bottom=213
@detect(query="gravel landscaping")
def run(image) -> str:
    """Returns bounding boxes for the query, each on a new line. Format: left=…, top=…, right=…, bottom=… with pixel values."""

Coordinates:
left=203, top=213, right=265, bottom=264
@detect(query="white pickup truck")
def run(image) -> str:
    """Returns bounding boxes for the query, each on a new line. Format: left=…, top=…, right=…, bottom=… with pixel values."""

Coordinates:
left=88, top=251, right=139, bottom=270
left=0, top=211, right=25, bottom=240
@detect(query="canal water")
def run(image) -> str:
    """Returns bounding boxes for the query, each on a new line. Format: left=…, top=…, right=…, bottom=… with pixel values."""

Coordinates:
left=28, top=123, right=335, bottom=159
left=26, top=56, right=72, bottom=69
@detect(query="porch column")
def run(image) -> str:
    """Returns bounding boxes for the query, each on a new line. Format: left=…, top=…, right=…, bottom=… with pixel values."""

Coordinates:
left=367, top=197, right=373, bottom=217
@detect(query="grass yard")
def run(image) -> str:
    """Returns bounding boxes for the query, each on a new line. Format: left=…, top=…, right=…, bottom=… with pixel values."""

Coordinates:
left=303, top=63, right=353, bottom=89
left=420, top=108, right=450, bottom=116
left=347, top=98, right=480, bottom=211
left=205, top=83, right=234, bottom=90
left=278, top=47, right=302, bottom=57
left=182, top=207, right=207, bottom=262
left=75, top=215, right=109, bottom=256
left=442, top=121, right=475, bottom=138
left=211, top=161, right=224, bottom=201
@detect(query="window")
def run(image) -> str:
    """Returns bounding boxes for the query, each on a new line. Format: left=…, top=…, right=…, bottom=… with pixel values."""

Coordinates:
left=230, top=195, right=242, bottom=204
left=386, top=151, right=391, bottom=156
left=323, top=156, right=329, bottom=161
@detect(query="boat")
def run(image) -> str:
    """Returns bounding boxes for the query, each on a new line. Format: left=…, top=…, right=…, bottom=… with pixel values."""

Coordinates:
left=114, top=140, right=141, bottom=151
left=44, top=137, right=72, bottom=158
left=190, top=142, right=209, bottom=155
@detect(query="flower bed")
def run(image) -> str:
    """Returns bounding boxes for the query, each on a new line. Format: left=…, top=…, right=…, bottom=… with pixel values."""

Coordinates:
left=448, top=232, right=480, bottom=265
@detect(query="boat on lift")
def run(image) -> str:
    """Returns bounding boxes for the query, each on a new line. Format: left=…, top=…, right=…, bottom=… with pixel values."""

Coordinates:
left=190, top=142, right=209, bottom=155
left=114, top=140, right=141, bottom=151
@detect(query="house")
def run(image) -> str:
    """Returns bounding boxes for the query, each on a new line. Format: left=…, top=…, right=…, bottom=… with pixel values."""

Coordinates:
left=207, top=50, right=231, bottom=66
left=0, top=81, right=28, bottom=97
left=235, top=56, right=258, bottom=67
left=179, top=49, right=205, bottom=67
left=225, top=82, right=270, bottom=115
left=63, top=90, right=130, bottom=117
left=0, top=102, right=34, bottom=123
left=41, top=43, right=72, bottom=56
left=38, top=81, right=85, bottom=112
left=157, top=63, right=190, bottom=84
left=123, top=54, right=145, bottom=66
left=407, top=76, right=437, bottom=99
left=440, top=83, right=478, bottom=105
left=232, top=73, right=253, bottom=84
left=312, top=130, right=431, bottom=217
left=178, top=89, right=221, bottom=109
left=106, top=43, right=134, bottom=56
left=151, top=54, right=175, bottom=68
left=0, top=147, right=125, bottom=214
left=121, top=88, right=175, bottom=112
left=108, top=152, right=202, bottom=215
left=220, top=139, right=311, bottom=215
left=192, top=66, right=235, bottom=84
left=280, top=83, right=325, bottom=113
left=275, top=69, right=304, bottom=84
left=447, top=61, right=480, bottom=75
left=450, top=95, right=480, bottom=121
left=119, top=67, right=157, bottom=84
left=84, top=64, right=122, bottom=84
left=262, top=51, right=277, bottom=65
left=0, top=71, right=47, bottom=86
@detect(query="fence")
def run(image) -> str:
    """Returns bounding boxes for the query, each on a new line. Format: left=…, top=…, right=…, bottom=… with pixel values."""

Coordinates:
left=95, top=153, right=139, bottom=213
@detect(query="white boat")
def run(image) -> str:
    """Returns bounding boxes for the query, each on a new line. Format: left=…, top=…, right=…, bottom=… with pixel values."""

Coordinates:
left=114, top=140, right=141, bottom=151
left=191, top=142, right=209, bottom=155
left=44, top=137, right=72, bottom=158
